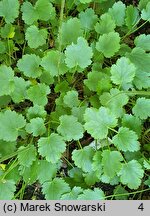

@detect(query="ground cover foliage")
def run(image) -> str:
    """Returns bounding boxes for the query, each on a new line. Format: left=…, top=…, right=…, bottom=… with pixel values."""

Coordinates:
left=0, top=0, right=150, bottom=200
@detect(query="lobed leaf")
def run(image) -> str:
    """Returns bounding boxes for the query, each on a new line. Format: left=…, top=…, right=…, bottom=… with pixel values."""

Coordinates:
left=0, top=179, right=16, bottom=200
left=65, top=37, right=93, bottom=69
left=112, top=127, right=140, bottom=152
left=25, top=117, right=46, bottom=137
left=42, top=178, right=70, bottom=200
left=118, top=160, right=144, bottom=189
left=132, top=97, right=150, bottom=120
left=25, top=25, right=47, bottom=49
left=38, top=133, right=66, bottom=163
left=0, top=110, right=26, bottom=142
left=0, top=65, right=14, bottom=97
left=17, top=145, right=37, bottom=167
left=0, top=0, right=19, bottom=23
left=72, top=146, right=95, bottom=172
left=96, top=32, right=120, bottom=58
left=84, top=107, right=117, bottom=140
left=57, top=115, right=84, bottom=141
left=17, top=54, right=42, bottom=78
left=110, top=57, right=136, bottom=89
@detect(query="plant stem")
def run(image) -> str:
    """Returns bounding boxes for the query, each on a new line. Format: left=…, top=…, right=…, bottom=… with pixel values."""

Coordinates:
left=105, top=188, right=150, bottom=199
left=57, top=0, right=65, bottom=82
left=62, top=155, right=74, bottom=168
left=7, top=39, right=12, bottom=65
left=77, top=140, right=83, bottom=149
left=122, top=19, right=148, bottom=41
left=0, top=145, right=32, bottom=163
left=105, top=90, right=150, bottom=106
left=108, top=127, right=118, bottom=134
left=66, top=0, right=75, bottom=16
left=1, top=158, right=19, bottom=180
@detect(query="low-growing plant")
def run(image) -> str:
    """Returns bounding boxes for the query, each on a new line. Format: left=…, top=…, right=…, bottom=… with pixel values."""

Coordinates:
left=0, top=0, right=150, bottom=200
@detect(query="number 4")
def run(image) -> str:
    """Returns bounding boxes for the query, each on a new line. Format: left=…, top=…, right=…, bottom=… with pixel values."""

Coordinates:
left=138, top=203, right=144, bottom=211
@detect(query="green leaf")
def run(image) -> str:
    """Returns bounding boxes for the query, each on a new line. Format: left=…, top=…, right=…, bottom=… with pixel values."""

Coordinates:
left=65, top=37, right=93, bottom=69
left=42, top=178, right=70, bottom=200
left=118, top=160, right=144, bottom=189
left=57, top=115, right=84, bottom=141
left=0, top=41, right=6, bottom=54
left=79, top=8, right=98, bottom=30
left=125, top=5, right=139, bottom=29
left=63, top=90, right=80, bottom=108
left=100, top=174, right=119, bottom=185
left=5, top=165, right=20, bottom=183
left=61, top=187, right=83, bottom=200
left=69, top=167, right=84, bottom=183
left=25, top=117, right=46, bottom=136
left=11, top=77, right=30, bottom=103
left=39, top=70, right=54, bottom=85
left=0, top=110, right=26, bottom=142
left=72, top=106, right=87, bottom=123
left=72, top=146, right=95, bottom=172
left=84, top=107, right=117, bottom=140
left=0, top=23, right=15, bottom=39
left=113, top=185, right=129, bottom=200
left=77, top=188, right=105, bottom=200
left=35, top=0, right=55, bottom=21
left=37, top=160, right=57, bottom=184
left=118, top=43, right=132, bottom=56
left=95, top=13, right=116, bottom=34
left=61, top=18, right=83, bottom=46
left=79, top=0, right=92, bottom=3
left=122, top=114, right=142, bottom=137
left=54, top=80, right=70, bottom=93
left=143, top=160, right=150, bottom=170
left=27, top=83, right=50, bottom=106
left=84, top=71, right=111, bottom=92
left=21, top=1, right=38, bottom=25
left=110, top=57, right=136, bottom=89
left=108, top=1, right=126, bottom=26
left=134, top=34, right=150, bottom=51
left=19, top=160, right=39, bottom=184
left=124, top=151, right=142, bottom=162
left=0, top=96, right=11, bottom=108
left=84, top=171, right=99, bottom=186
left=0, top=65, right=14, bottom=96
left=84, top=71, right=100, bottom=91
left=21, top=0, right=55, bottom=25
left=38, top=133, right=66, bottom=163
left=102, top=150, right=123, bottom=178
left=141, top=2, right=150, bottom=21
left=133, top=70, right=150, bottom=90
left=17, top=54, right=41, bottom=78
left=138, top=0, right=149, bottom=10
left=89, top=94, right=100, bottom=109
left=100, top=88, right=129, bottom=118
left=17, top=145, right=37, bottom=167
left=112, top=127, right=140, bottom=152
left=132, top=97, right=150, bottom=120
left=96, top=32, right=120, bottom=58
left=41, top=50, right=67, bottom=77
left=0, top=0, right=19, bottom=23
left=0, top=179, right=16, bottom=200
left=25, top=25, right=47, bottom=49
left=144, top=177, right=150, bottom=187
left=127, top=47, right=150, bottom=73
left=92, top=151, right=103, bottom=179
left=0, top=140, right=16, bottom=158
left=27, top=105, right=47, bottom=120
